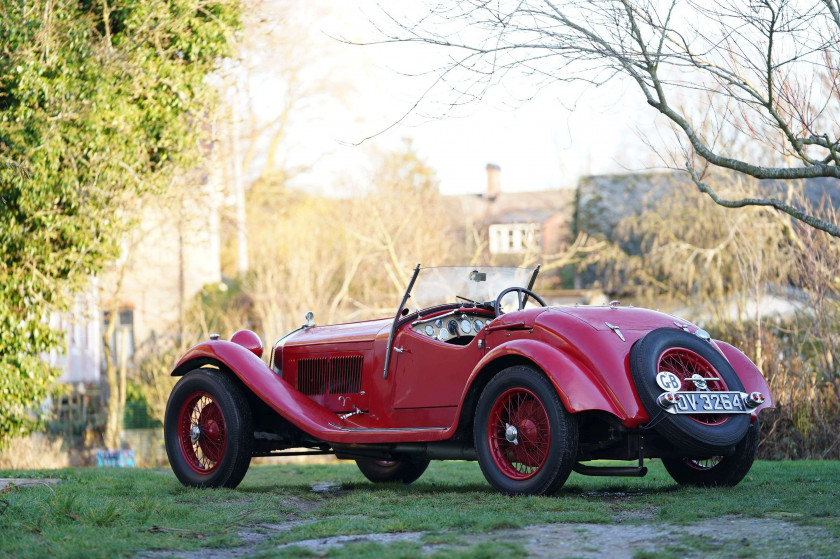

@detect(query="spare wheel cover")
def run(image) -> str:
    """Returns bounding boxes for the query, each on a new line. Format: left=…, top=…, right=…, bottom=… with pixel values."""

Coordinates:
left=629, top=328, right=750, bottom=455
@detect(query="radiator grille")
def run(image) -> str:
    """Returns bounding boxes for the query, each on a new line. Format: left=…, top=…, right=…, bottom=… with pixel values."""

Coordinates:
left=296, top=355, right=363, bottom=395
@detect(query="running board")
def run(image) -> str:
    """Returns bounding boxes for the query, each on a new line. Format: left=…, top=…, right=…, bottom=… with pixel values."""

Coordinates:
left=327, top=424, right=447, bottom=433
left=573, top=462, right=648, bottom=477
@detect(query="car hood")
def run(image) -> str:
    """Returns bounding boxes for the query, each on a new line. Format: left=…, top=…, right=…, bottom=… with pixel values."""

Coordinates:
left=283, top=317, right=392, bottom=349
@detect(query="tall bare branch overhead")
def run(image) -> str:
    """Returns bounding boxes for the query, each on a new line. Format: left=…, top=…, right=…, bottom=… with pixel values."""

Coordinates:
left=376, top=0, right=840, bottom=236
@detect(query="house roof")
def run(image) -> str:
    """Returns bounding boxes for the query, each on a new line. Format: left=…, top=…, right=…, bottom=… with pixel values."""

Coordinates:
left=576, top=171, right=840, bottom=240
left=450, top=189, right=577, bottom=225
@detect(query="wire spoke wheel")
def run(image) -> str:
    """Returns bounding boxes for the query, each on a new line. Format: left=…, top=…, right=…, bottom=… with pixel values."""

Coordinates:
left=474, top=366, right=577, bottom=495
left=657, top=348, right=730, bottom=425
left=657, top=347, right=729, bottom=425
left=489, top=388, right=551, bottom=480
left=355, top=456, right=430, bottom=484
left=177, top=391, right=228, bottom=474
left=661, top=420, right=760, bottom=487
left=165, top=370, right=253, bottom=488
left=684, top=457, right=723, bottom=470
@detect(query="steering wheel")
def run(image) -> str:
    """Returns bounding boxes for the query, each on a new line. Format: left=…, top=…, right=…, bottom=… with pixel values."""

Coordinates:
left=494, top=287, right=548, bottom=317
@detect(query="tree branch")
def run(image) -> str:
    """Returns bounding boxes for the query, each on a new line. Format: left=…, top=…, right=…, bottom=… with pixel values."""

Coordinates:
left=687, top=165, right=840, bottom=237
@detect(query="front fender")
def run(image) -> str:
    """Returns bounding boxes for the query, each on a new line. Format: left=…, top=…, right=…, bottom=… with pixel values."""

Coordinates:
left=171, top=341, right=348, bottom=439
left=470, top=339, right=629, bottom=419
left=715, top=340, right=775, bottom=416
left=172, top=340, right=271, bottom=377
left=171, top=341, right=457, bottom=444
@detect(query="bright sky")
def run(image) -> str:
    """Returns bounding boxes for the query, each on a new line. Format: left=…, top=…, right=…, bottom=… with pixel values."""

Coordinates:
left=242, top=0, right=662, bottom=196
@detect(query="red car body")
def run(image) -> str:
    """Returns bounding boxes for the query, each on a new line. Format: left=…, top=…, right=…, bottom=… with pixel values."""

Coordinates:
left=164, top=266, right=773, bottom=495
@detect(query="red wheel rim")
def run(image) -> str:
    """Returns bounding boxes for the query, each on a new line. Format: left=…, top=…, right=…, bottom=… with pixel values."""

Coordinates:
left=177, top=391, right=227, bottom=474
left=487, top=387, right=551, bottom=480
left=684, top=457, right=723, bottom=470
left=657, top=348, right=729, bottom=426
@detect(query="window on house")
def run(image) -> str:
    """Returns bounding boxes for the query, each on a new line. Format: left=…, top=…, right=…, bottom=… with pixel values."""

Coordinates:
left=489, top=223, right=541, bottom=254
left=103, top=308, right=135, bottom=364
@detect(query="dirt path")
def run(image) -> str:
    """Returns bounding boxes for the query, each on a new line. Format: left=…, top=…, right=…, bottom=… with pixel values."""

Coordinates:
left=0, top=478, right=60, bottom=492
left=510, top=517, right=829, bottom=558
left=142, top=515, right=835, bottom=558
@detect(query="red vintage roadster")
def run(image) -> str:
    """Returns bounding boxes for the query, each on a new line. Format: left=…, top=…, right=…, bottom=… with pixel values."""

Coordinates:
left=164, top=265, right=773, bottom=495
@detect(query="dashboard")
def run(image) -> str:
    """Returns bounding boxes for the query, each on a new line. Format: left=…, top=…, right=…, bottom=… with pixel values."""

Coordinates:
left=411, top=310, right=490, bottom=343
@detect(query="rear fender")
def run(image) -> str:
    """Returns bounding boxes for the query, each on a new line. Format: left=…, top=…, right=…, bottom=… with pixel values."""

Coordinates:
left=469, top=339, right=626, bottom=419
left=715, top=340, right=775, bottom=416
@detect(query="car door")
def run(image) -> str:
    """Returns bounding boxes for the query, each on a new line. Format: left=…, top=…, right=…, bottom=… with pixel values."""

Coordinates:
left=391, top=326, right=485, bottom=412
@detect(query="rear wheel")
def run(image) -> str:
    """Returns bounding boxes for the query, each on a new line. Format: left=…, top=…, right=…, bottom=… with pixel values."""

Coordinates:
left=474, top=366, right=578, bottom=495
left=356, top=457, right=431, bottom=484
left=165, top=369, right=253, bottom=488
left=661, top=420, right=759, bottom=487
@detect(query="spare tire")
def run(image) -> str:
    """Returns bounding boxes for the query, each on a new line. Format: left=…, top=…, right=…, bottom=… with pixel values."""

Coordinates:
left=630, top=328, right=750, bottom=455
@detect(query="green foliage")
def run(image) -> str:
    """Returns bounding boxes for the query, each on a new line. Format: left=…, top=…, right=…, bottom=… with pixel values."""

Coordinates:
left=123, top=381, right=161, bottom=429
left=0, top=0, right=240, bottom=447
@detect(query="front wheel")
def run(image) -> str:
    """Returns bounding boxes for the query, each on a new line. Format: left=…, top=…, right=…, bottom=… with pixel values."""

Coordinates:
left=474, top=366, right=578, bottom=495
left=661, top=420, right=759, bottom=487
left=356, top=457, right=431, bottom=484
left=164, top=369, right=253, bottom=488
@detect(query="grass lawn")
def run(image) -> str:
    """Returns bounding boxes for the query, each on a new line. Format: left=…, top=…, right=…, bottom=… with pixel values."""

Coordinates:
left=0, top=460, right=838, bottom=558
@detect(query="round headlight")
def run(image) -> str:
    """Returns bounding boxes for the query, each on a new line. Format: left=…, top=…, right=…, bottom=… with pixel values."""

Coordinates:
left=231, top=329, right=264, bottom=358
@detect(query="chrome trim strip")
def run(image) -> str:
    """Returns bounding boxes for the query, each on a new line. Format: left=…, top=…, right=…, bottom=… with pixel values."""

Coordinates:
left=270, top=327, right=306, bottom=373
left=327, top=423, right=447, bottom=432
left=411, top=309, right=461, bottom=326
left=605, top=322, right=626, bottom=342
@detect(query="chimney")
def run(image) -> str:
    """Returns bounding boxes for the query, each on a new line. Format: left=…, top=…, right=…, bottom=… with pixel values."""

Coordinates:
left=486, top=163, right=501, bottom=199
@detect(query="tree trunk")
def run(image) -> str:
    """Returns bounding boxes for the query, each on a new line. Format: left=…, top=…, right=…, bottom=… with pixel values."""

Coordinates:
left=118, top=327, right=128, bottom=440
left=102, top=311, right=120, bottom=449
left=232, top=101, right=248, bottom=275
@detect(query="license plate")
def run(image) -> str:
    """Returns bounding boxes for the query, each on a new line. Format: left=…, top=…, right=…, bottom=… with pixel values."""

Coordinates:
left=665, top=391, right=751, bottom=414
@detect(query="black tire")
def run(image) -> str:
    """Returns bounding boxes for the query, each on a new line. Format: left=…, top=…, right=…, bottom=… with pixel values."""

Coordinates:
left=661, top=419, right=759, bottom=487
left=356, top=457, right=431, bottom=484
left=630, top=328, right=750, bottom=455
left=165, top=369, right=253, bottom=488
left=473, top=365, right=578, bottom=496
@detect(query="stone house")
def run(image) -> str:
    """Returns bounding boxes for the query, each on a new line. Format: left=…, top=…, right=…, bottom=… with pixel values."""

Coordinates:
left=451, top=164, right=577, bottom=262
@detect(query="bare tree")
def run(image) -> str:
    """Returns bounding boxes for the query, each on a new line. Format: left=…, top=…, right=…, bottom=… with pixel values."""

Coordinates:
left=211, top=1, right=355, bottom=276
left=244, top=141, right=464, bottom=341
left=235, top=2, right=351, bottom=185
left=373, top=0, right=840, bottom=236
left=790, top=202, right=840, bottom=377
left=579, top=172, right=794, bottom=320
